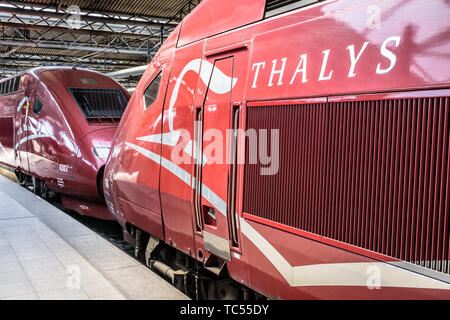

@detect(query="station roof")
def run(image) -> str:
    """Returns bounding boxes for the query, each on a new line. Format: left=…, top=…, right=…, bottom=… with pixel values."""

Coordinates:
left=0, top=0, right=202, bottom=88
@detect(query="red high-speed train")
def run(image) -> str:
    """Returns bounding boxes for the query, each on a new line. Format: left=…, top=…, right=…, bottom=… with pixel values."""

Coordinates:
left=0, top=67, right=130, bottom=220
left=104, top=0, right=450, bottom=299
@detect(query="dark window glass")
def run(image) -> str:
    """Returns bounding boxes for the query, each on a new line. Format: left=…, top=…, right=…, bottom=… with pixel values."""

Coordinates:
left=69, top=88, right=129, bottom=118
left=33, top=98, right=44, bottom=115
left=265, top=0, right=320, bottom=18
left=13, top=77, right=20, bottom=92
left=144, top=72, right=162, bottom=110
left=7, top=80, right=12, bottom=94
left=0, top=77, right=20, bottom=95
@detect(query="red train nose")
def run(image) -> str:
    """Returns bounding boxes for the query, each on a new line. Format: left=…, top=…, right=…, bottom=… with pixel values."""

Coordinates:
left=76, top=127, right=116, bottom=199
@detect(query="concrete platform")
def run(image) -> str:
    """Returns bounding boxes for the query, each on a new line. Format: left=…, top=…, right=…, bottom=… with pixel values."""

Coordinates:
left=0, top=173, right=189, bottom=300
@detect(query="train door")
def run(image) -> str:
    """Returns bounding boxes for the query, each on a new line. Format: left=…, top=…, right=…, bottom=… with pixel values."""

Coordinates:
left=159, top=42, right=203, bottom=257
left=57, top=133, right=77, bottom=191
left=27, top=86, right=47, bottom=175
left=14, top=91, right=32, bottom=173
left=193, top=50, right=245, bottom=263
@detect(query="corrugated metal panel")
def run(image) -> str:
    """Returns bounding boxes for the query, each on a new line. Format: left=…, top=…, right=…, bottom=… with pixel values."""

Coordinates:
left=243, top=94, right=450, bottom=275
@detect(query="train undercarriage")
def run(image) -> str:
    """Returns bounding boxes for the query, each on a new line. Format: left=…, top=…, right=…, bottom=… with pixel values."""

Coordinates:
left=10, top=168, right=263, bottom=300
left=15, top=170, right=55, bottom=201
left=131, top=226, right=264, bottom=300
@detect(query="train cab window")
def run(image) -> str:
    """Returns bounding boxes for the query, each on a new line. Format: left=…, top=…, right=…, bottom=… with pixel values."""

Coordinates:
left=265, top=0, right=321, bottom=18
left=69, top=87, right=128, bottom=118
left=143, top=71, right=162, bottom=110
left=0, top=77, right=21, bottom=95
left=33, top=98, right=44, bottom=115
left=1, top=81, right=7, bottom=95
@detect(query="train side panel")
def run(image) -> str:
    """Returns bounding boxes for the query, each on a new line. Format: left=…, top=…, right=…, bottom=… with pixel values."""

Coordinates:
left=25, top=79, right=68, bottom=190
left=0, top=90, right=25, bottom=169
left=236, top=0, right=450, bottom=299
left=104, top=0, right=450, bottom=299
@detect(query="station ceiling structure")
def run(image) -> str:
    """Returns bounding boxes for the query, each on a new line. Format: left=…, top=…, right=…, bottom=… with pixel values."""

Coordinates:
left=0, top=0, right=202, bottom=88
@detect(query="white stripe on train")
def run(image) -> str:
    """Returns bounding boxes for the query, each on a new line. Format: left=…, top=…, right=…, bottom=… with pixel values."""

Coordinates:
left=14, top=134, right=51, bottom=150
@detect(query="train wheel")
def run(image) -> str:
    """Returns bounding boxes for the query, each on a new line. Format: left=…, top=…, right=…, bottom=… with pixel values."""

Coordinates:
left=17, top=171, right=26, bottom=186
left=40, top=180, right=50, bottom=201
left=32, top=176, right=41, bottom=195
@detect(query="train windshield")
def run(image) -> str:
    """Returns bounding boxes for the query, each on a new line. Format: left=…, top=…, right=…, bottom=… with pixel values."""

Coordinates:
left=69, top=88, right=128, bottom=119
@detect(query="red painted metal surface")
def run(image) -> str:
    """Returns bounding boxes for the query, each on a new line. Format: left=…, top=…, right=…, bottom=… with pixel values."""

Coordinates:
left=104, top=0, right=450, bottom=299
left=177, top=0, right=265, bottom=47
left=0, top=67, right=130, bottom=220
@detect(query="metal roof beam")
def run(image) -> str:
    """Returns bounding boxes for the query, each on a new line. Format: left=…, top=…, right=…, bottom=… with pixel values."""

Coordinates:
left=0, top=39, right=148, bottom=56
left=0, top=56, right=142, bottom=68
left=0, top=2, right=179, bottom=27
left=0, top=20, right=167, bottom=40
left=0, top=63, right=118, bottom=72
left=0, top=50, right=146, bottom=63
left=105, top=64, right=148, bottom=78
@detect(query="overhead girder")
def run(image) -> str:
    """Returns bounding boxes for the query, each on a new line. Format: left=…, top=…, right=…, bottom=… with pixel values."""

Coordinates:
left=0, top=5, right=177, bottom=29
left=0, top=49, right=145, bottom=62
left=0, top=49, right=145, bottom=70
left=105, top=64, right=148, bottom=78
left=0, top=20, right=168, bottom=40
left=0, top=63, right=118, bottom=72
left=0, top=39, right=148, bottom=56
left=0, top=56, right=142, bottom=67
